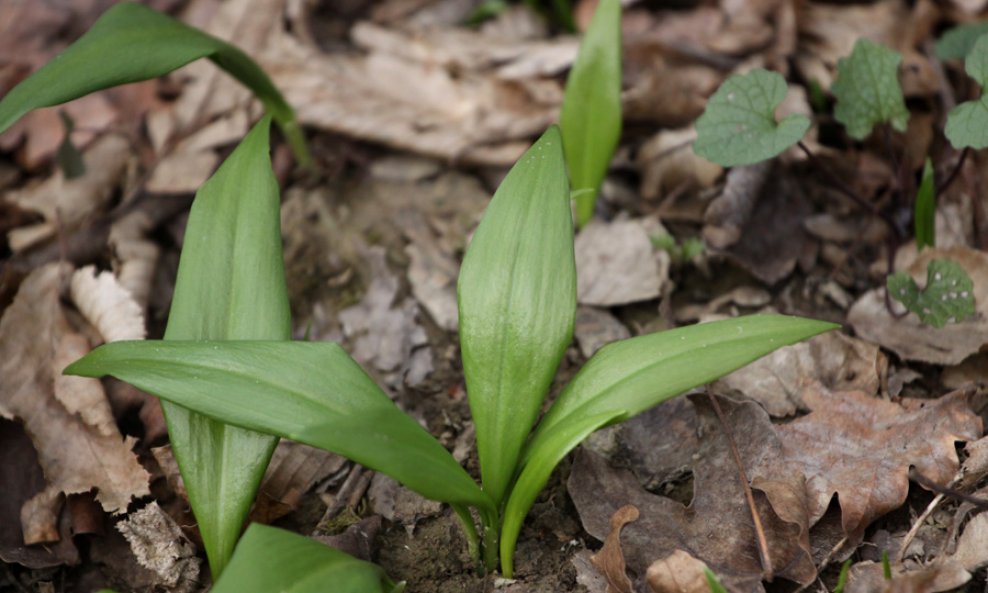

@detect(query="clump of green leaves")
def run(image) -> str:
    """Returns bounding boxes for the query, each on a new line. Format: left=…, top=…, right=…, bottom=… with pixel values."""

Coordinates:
left=560, top=0, right=622, bottom=226
left=694, top=34, right=981, bottom=329
left=693, top=69, right=810, bottom=166
left=887, top=259, right=975, bottom=328
left=66, top=125, right=835, bottom=576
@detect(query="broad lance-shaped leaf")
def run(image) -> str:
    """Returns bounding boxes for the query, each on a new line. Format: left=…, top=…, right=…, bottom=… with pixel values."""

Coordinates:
left=0, top=2, right=309, bottom=164
left=887, top=259, right=975, bottom=328
left=212, top=524, right=401, bottom=593
left=946, top=35, right=988, bottom=150
left=65, top=341, right=493, bottom=512
left=159, top=118, right=289, bottom=577
left=458, top=126, right=575, bottom=505
left=936, top=24, right=988, bottom=60
left=693, top=69, right=810, bottom=167
left=523, top=315, right=838, bottom=465
left=560, top=0, right=622, bottom=226
left=831, top=38, right=909, bottom=140
left=499, top=410, right=622, bottom=578
left=914, top=158, right=935, bottom=250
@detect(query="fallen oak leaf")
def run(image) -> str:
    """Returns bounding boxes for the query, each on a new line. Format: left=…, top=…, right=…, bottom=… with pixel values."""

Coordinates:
left=776, top=382, right=982, bottom=545
left=647, top=549, right=711, bottom=593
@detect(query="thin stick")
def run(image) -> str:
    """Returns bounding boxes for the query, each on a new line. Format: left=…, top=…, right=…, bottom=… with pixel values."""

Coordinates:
left=706, top=393, right=774, bottom=580
left=897, top=491, right=945, bottom=563
left=936, top=147, right=970, bottom=195
left=910, top=469, right=988, bottom=509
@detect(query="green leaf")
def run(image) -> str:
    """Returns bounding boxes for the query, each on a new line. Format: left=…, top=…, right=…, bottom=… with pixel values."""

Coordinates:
left=936, top=24, right=988, bottom=60
left=525, top=315, right=838, bottom=462
left=65, top=341, right=493, bottom=513
left=887, top=259, right=975, bottom=328
left=946, top=34, right=988, bottom=149
left=560, top=0, right=621, bottom=226
left=155, top=118, right=288, bottom=577
left=0, top=2, right=309, bottom=165
left=914, top=158, right=935, bottom=250
left=693, top=69, right=810, bottom=167
left=831, top=38, right=909, bottom=140
left=212, top=524, right=399, bottom=593
left=833, top=559, right=852, bottom=593
left=458, top=126, right=575, bottom=506
left=704, top=569, right=729, bottom=593
left=499, top=410, right=621, bottom=578
left=55, top=111, right=86, bottom=179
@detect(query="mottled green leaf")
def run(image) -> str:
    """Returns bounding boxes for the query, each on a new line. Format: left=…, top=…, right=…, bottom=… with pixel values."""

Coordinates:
left=914, top=158, right=935, bottom=250
left=693, top=69, right=810, bottom=167
left=887, top=259, right=975, bottom=328
left=458, top=126, right=575, bottom=505
left=946, top=35, right=988, bottom=149
left=560, top=0, right=622, bottom=226
left=831, top=38, right=909, bottom=140
left=212, top=524, right=400, bottom=593
left=936, top=24, right=988, bottom=60
left=64, top=341, right=492, bottom=512
left=525, top=315, right=838, bottom=464
left=160, top=118, right=288, bottom=577
left=0, top=2, right=308, bottom=164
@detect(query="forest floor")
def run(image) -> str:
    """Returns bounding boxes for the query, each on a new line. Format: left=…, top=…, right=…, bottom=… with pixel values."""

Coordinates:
left=1, top=0, right=988, bottom=592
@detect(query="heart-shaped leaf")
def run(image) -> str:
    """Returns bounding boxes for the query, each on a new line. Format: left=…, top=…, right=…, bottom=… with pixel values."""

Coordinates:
left=946, top=34, right=988, bottom=150
left=936, top=24, right=988, bottom=60
left=831, top=38, right=909, bottom=140
left=693, top=69, right=810, bottom=167
left=887, top=259, right=975, bottom=328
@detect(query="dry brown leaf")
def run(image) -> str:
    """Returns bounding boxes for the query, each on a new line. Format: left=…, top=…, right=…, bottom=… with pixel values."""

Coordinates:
left=591, top=505, right=639, bottom=593
left=848, top=247, right=988, bottom=365
left=70, top=265, right=145, bottom=343
left=776, top=383, right=982, bottom=543
left=959, top=437, right=988, bottom=490
left=646, top=549, right=711, bottom=593
left=712, top=332, right=885, bottom=417
left=117, top=502, right=201, bottom=593
left=5, top=134, right=131, bottom=252
left=251, top=441, right=347, bottom=524
left=570, top=395, right=816, bottom=593
left=844, top=560, right=970, bottom=593
left=575, top=306, right=631, bottom=359
left=52, top=331, right=117, bottom=438
left=575, top=219, right=668, bottom=306
left=637, top=127, right=722, bottom=202
left=0, top=264, right=150, bottom=516
left=108, top=209, right=162, bottom=310
left=703, top=163, right=771, bottom=251
left=950, top=512, right=988, bottom=573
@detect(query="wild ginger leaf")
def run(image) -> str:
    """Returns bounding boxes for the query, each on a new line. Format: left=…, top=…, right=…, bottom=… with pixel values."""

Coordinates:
left=831, top=39, right=909, bottom=140
left=64, top=341, right=493, bottom=512
left=0, top=2, right=309, bottom=164
left=887, top=259, right=975, bottom=328
left=936, top=24, right=988, bottom=60
left=458, top=126, right=575, bottom=505
left=914, top=159, right=935, bottom=250
left=693, top=69, right=810, bottom=167
left=212, top=524, right=399, bottom=593
left=946, top=35, right=988, bottom=149
left=155, top=118, right=288, bottom=577
left=560, top=0, right=622, bottom=226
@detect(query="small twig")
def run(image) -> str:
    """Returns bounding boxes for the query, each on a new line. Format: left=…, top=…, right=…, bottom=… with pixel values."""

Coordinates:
left=897, top=490, right=946, bottom=563
left=909, top=469, right=988, bottom=509
left=706, top=393, right=774, bottom=580
left=936, top=147, right=970, bottom=195
left=315, top=464, right=371, bottom=531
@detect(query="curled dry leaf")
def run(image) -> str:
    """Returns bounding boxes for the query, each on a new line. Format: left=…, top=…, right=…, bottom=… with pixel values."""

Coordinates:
left=646, top=550, right=711, bottom=593
left=108, top=208, right=162, bottom=310
left=0, top=264, right=150, bottom=516
left=570, top=395, right=816, bottom=593
left=776, top=382, right=982, bottom=543
left=591, top=505, right=639, bottom=593
left=70, top=265, right=145, bottom=343
left=712, top=331, right=885, bottom=417
left=575, top=306, right=631, bottom=359
left=638, top=127, right=722, bottom=202
left=575, top=219, right=668, bottom=306
left=848, top=247, right=988, bottom=365
left=251, top=440, right=347, bottom=524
